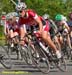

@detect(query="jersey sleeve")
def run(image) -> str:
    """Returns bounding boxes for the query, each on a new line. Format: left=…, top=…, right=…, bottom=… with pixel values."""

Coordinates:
left=62, top=20, right=68, bottom=27
left=28, top=10, right=38, bottom=19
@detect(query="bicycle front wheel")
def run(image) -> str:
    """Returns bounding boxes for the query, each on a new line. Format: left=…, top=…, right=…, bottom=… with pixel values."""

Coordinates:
left=32, top=44, right=50, bottom=74
left=56, top=56, right=67, bottom=72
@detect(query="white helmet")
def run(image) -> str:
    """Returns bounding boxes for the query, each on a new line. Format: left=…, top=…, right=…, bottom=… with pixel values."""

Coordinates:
left=16, top=2, right=27, bottom=11
left=42, top=14, right=50, bottom=20
left=6, top=12, right=18, bottom=20
left=62, top=16, right=67, bottom=21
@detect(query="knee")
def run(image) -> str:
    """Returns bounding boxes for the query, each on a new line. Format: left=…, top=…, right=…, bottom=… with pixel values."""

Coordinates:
left=20, top=28, right=25, bottom=35
left=42, top=34, right=50, bottom=40
left=60, top=36, right=63, bottom=41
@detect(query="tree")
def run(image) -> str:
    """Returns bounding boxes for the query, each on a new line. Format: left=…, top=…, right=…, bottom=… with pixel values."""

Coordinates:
left=0, top=0, right=15, bottom=14
left=0, top=0, right=72, bottom=19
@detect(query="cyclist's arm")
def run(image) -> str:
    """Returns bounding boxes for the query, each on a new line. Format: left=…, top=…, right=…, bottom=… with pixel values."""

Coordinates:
left=63, top=21, right=70, bottom=31
left=4, top=21, right=8, bottom=35
left=4, top=24, right=6, bottom=35
left=29, top=10, right=43, bottom=33
left=35, top=16, right=43, bottom=32
left=50, top=19, right=58, bottom=33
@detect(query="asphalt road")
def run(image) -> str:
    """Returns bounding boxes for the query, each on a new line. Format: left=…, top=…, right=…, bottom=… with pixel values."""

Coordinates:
left=0, top=46, right=72, bottom=75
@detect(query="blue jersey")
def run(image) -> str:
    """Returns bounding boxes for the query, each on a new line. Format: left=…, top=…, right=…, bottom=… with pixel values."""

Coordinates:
left=67, top=21, right=72, bottom=27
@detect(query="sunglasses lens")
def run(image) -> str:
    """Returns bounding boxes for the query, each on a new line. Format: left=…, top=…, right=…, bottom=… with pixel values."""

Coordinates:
left=9, top=18, right=12, bottom=20
left=19, top=11, right=22, bottom=13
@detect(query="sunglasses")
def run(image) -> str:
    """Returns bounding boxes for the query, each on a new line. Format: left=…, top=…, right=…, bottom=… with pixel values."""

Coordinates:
left=19, top=10, right=23, bottom=13
left=9, top=18, right=12, bottom=21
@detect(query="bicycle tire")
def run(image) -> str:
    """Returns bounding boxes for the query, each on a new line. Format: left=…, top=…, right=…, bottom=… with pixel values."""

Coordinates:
left=17, top=44, right=33, bottom=65
left=32, top=43, right=50, bottom=74
left=55, top=56, right=67, bottom=72
left=52, top=37, right=67, bottom=71
left=0, top=46, right=12, bottom=69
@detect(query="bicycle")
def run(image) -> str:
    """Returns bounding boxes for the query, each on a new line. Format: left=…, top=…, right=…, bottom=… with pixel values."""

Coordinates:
left=61, top=30, right=71, bottom=59
left=5, top=34, right=34, bottom=66
left=25, top=25, right=67, bottom=73
left=23, top=26, right=50, bottom=74
left=0, top=44, right=12, bottom=69
left=38, top=31, right=67, bottom=72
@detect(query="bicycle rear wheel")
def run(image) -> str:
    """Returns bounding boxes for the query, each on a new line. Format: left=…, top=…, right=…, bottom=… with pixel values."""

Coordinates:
left=55, top=56, right=67, bottom=72
left=0, top=46, right=12, bottom=69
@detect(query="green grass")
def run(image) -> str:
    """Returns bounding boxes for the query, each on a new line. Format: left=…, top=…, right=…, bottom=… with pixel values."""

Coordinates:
left=0, top=40, right=6, bottom=46
left=0, top=35, right=6, bottom=46
left=0, top=36, right=5, bottom=39
left=0, top=26, right=6, bottom=45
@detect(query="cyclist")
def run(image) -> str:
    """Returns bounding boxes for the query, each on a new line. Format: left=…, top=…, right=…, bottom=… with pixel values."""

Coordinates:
left=16, top=2, right=61, bottom=59
left=42, top=14, right=61, bottom=51
left=68, top=12, right=72, bottom=32
left=42, top=14, right=58, bottom=35
left=55, top=14, right=72, bottom=49
left=67, top=12, right=72, bottom=45
left=5, top=13, right=19, bottom=47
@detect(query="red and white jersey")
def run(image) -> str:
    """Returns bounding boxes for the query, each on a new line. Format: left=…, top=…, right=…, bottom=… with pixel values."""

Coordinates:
left=6, top=21, right=18, bottom=29
left=6, top=21, right=19, bottom=33
left=18, top=9, right=50, bottom=32
left=18, top=9, right=42, bottom=26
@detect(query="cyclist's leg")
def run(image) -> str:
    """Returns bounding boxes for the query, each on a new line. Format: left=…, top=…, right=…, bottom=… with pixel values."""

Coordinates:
left=70, top=31, right=72, bottom=45
left=67, top=34, right=72, bottom=49
left=13, top=31, right=19, bottom=44
left=9, top=29, right=14, bottom=39
left=58, top=35, right=63, bottom=48
left=53, top=35, right=61, bottom=50
left=64, top=29, right=72, bottom=49
left=19, top=24, right=27, bottom=45
left=8, top=28, right=15, bottom=47
left=41, top=24, right=61, bottom=58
